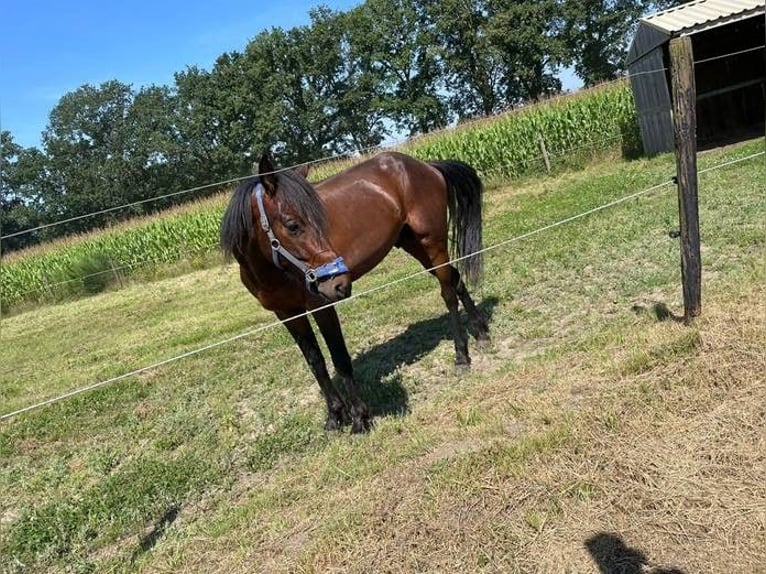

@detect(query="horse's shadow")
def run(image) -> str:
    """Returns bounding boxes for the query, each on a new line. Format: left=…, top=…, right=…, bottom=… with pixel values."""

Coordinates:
left=348, top=297, right=499, bottom=418
left=130, top=505, right=180, bottom=565
left=585, top=532, right=686, bottom=574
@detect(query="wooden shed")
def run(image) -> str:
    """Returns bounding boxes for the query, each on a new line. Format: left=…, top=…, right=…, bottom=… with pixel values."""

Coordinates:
left=626, top=0, right=765, bottom=155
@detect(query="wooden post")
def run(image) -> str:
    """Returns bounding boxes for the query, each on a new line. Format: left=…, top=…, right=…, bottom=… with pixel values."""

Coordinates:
left=537, top=133, right=551, bottom=174
left=669, top=36, right=701, bottom=322
left=111, top=260, right=124, bottom=289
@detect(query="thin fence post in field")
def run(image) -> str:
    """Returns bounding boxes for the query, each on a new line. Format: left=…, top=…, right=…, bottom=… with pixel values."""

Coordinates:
left=669, top=35, right=701, bottom=322
left=537, top=133, right=551, bottom=174
left=111, top=260, right=124, bottom=289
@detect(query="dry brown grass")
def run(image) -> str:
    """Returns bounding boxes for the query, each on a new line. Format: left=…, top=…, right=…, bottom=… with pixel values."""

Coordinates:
left=139, top=277, right=765, bottom=574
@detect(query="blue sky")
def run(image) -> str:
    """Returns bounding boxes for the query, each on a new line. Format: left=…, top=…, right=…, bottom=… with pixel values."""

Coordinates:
left=1, top=0, right=580, bottom=150
left=0, top=0, right=361, bottom=148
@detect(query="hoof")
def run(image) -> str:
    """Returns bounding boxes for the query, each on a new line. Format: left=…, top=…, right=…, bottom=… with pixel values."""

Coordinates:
left=324, top=416, right=344, bottom=432
left=350, top=414, right=374, bottom=434
left=455, top=361, right=471, bottom=376
left=325, top=407, right=350, bottom=432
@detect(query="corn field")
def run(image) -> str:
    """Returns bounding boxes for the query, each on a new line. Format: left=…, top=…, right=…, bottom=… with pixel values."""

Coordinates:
left=404, top=80, right=639, bottom=178
left=1, top=81, right=639, bottom=313
left=1, top=198, right=226, bottom=311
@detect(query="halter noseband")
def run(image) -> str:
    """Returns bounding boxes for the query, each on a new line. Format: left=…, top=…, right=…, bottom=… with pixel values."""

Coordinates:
left=253, top=183, right=349, bottom=291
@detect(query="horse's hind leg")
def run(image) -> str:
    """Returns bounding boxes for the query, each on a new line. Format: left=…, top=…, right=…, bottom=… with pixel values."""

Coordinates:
left=313, top=307, right=373, bottom=433
left=457, top=278, right=490, bottom=344
left=437, top=265, right=471, bottom=368
left=277, top=310, right=350, bottom=431
left=399, top=238, right=471, bottom=368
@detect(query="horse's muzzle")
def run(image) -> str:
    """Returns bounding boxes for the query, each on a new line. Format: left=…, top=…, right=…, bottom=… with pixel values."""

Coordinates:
left=312, top=271, right=352, bottom=302
left=306, top=256, right=351, bottom=301
left=311, top=257, right=349, bottom=282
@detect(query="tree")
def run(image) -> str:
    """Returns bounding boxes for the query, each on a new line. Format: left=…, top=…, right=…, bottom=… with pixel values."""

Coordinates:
left=173, top=61, right=254, bottom=184
left=1, top=131, right=48, bottom=251
left=307, top=7, right=389, bottom=151
left=41, top=81, right=137, bottom=232
left=487, top=0, right=565, bottom=102
left=124, top=85, right=193, bottom=211
left=561, top=0, right=689, bottom=86
left=562, top=0, right=647, bottom=85
left=39, top=80, right=199, bottom=237
left=426, top=0, right=509, bottom=119
left=238, top=8, right=390, bottom=164
left=269, top=11, right=367, bottom=161
left=649, top=0, right=688, bottom=9
left=348, top=0, right=448, bottom=135
left=239, top=24, right=339, bottom=164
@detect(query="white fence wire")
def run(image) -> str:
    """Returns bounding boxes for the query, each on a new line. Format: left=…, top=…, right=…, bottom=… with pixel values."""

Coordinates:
left=2, top=149, right=762, bottom=422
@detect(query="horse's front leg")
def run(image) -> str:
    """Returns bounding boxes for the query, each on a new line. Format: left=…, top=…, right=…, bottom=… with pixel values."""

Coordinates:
left=312, top=306, right=373, bottom=433
left=277, top=310, right=349, bottom=431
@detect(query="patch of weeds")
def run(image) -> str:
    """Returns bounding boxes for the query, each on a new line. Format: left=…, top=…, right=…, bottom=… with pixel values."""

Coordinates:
left=247, top=411, right=327, bottom=472
left=2, top=453, right=221, bottom=571
left=501, top=424, right=572, bottom=463
left=539, top=412, right=556, bottom=426
left=22, top=457, right=73, bottom=494
left=166, top=329, right=212, bottom=347
left=152, top=413, right=214, bottom=453
left=456, top=407, right=484, bottom=428
left=85, top=448, right=122, bottom=475
left=523, top=510, right=547, bottom=533
left=637, top=381, right=659, bottom=406
left=0, top=381, right=22, bottom=403
left=47, top=251, right=121, bottom=300
left=600, top=411, right=621, bottom=432
left=506, top=402, right=527, bottom=419
left=572, top=481, right=597, bottom=502
left=429, top=425, right=572, bottom=488
left=619, top=330, right=702, bottom=376
left=0, top=382, right=151, bottom=454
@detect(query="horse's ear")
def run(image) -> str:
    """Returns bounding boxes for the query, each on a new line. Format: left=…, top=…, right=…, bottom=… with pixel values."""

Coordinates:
left=258, top=152, right=277, bottom=195
left=294, top=162, right=310, bottom=179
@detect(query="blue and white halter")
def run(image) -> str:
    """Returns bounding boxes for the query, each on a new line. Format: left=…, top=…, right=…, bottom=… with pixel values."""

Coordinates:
left=253, top=183, right=349, bottom=292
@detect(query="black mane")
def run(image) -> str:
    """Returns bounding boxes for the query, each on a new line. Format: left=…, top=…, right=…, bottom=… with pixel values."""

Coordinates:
left=220, top=170, right=328, bottom=259
left=275, top=169, right=328, bottom=236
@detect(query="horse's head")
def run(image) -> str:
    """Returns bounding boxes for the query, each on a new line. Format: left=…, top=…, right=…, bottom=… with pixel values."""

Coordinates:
left=252, top=153, right=351, bottom=302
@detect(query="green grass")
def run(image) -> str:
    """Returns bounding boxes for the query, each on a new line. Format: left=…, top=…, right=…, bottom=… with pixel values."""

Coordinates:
left=0, top=138, right=763, bottom=573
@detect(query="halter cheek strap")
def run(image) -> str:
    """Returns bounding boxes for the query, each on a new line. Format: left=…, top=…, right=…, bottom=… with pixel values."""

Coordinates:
left=253, top=183, right=349, bottom=290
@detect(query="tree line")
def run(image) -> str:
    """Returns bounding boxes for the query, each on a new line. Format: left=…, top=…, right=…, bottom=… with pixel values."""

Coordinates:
left=1, top=0, right=683, bottom=252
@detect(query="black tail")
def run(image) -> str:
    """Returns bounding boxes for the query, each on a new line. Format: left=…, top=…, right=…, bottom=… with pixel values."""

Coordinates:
left=430, top=160, right=484, bottom=286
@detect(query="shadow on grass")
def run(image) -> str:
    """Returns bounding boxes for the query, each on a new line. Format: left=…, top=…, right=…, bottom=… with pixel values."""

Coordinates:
left=631, top=302, right=685, bottom=323
left=130, top=505, right=180, bottom=564
left=352, top=297, right=499, bottom=417
left=585, top=532, right=686, bottom=574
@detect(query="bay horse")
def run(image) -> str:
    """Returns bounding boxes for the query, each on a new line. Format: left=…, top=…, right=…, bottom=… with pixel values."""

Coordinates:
left=220, top=151, right=489, bottom=433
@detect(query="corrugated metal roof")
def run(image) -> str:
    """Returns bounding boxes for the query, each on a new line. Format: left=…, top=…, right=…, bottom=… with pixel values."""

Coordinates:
left=643, top=0, right=764, bottom=35
left=626, top=0, right=765, bottom=64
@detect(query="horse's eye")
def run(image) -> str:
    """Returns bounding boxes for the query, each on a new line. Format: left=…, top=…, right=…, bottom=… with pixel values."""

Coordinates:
left=285, top=221, right=301, bottom=235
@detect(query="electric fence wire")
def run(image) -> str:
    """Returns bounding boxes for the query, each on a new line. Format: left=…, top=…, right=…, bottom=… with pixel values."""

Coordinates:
left=2, top=148, right=762, bottom=422
left=3, top=130, right=628, bottom=300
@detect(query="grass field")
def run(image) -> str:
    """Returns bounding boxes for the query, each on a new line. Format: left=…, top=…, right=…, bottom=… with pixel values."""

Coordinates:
left=1, top=138, right=764, bottom=573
